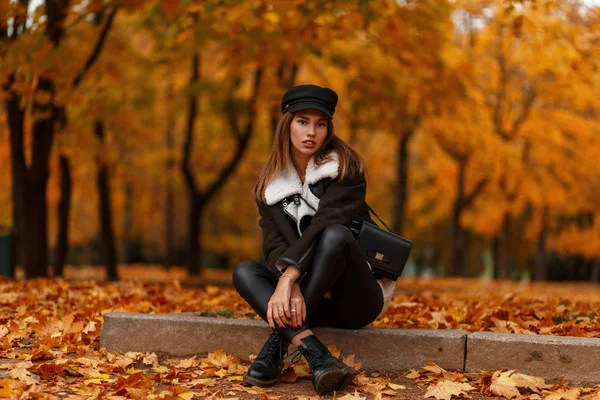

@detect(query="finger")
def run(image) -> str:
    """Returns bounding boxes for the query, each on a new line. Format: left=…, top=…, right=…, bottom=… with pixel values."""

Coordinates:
left=294, top=303, right=301, bottom=328
left=283, top=302, right=292, bottom=322
left=280, top=306, right=291, bottom=326
left=274, top=310, right=286, bottom=329
left=277, top=303, right=290, bottom=325
left=274, top=304, right=286, bottom=328
left=267, top=304, right=275, bottom=330
left=301, top=300, right=307, bottom=324
left=267, top=306, right=277, bottom=330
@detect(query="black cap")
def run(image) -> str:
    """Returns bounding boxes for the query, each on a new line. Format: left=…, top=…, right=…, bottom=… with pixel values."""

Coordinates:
left=281, top=84, right=338, bottom=118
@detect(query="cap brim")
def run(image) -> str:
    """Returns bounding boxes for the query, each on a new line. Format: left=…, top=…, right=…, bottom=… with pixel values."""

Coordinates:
left=286, top=102, right=333, bottom=118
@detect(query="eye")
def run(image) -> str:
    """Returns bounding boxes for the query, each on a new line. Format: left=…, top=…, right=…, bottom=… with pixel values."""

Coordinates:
left=319, top=122, right=326, bottom=127
left=298, top=120, right=307, bottom=125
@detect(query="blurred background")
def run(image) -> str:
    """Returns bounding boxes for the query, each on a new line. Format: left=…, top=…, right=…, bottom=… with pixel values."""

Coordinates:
left=0, top=0, right=599, bottom=282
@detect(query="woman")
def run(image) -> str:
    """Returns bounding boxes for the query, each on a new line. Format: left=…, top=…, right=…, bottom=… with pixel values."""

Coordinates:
left=233, top=84, right=395, bottom=396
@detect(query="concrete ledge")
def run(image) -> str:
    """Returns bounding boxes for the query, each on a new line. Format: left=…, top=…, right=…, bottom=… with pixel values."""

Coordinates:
left=100, top=312, right=467, bottom=371
left=466, top=332, right=600, bottom=384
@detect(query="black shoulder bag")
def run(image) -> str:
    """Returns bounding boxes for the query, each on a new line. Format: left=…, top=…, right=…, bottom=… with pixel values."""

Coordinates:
left=349, top=206, right=413, bottom=281
left=296, top=194, right=413, bottom=281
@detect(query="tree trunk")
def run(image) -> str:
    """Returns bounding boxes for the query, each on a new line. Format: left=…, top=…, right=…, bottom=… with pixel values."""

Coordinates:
left=21, top=174, right=50, bottom=278
left=182, top=48, right=201, bottom=275
left=7, top=74, right=24, bottom=276
left=533, top=206, right=549, bottom=281
left=590, top=259, right=599, bottom=283
left=496, top=212, right=512, bottom=279
left=187, top=197, right=204, bottom=276
left=8, top=75, right=55, bottom=278
left=180, top=42, right=263, bottom=276
left=52, top=155, right=71, bottom=277
left=492, top=235, right=500, bottom=279
left=20, top=77, right=56, bottom=278
left=165, top=106, right=176, bottom=269
left=121, top=181, right=132, bottom=263
left=448, top=160, right=467, bottom=277
left=95, top=120, right=118, bottom=281
left=393, top=130, right=414, bottom=235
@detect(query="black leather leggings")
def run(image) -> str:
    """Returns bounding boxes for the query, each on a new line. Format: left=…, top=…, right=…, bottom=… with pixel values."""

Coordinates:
left=233, top=224, right=384, bottom=343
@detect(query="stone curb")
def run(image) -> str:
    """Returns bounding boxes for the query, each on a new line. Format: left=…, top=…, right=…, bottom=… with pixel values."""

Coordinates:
left=100, top=312, right=467, bottom=371
left=100, top=312, right=600, bottom=384
left=465, top=332, right=600, bottom=384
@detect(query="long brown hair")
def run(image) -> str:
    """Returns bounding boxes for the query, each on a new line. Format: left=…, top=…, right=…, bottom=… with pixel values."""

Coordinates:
left=254, top=112, right=366, bottom=205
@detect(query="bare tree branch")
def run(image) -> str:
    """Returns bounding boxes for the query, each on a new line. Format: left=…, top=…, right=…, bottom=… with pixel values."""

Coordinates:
left=72, top=7, right=118, bottom=89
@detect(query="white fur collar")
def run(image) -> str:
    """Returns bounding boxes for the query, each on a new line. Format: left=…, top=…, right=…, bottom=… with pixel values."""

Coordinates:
left=264, top=152, right=339, bottom=206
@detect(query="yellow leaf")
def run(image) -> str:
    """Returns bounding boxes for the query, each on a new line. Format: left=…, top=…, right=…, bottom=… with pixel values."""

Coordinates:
left=337, top=391, right=366, bottom=400
left=9, top=368, right=38, bottom=385
left=511, top=372, right=549, bottom=392
left=178, top=392, right=195, bottom=400
left=424, top=381, right=474, bottom=400
left=327, top=344, right=341, bottom=358
left=87, top=373, right=110, bottom=379
left=342, top=354, right=362, bottom=371
left=490, top=370, right=520, bottom=399
left=143, top=352, right=159, bottom=367
left=125, top=368, right=143, bottom=375
left=405, top=369, right=421, bottom=379
left=543, top=388, right=581, bottom=400
left=214, top=369, right=228, bottom=378
left=176, top=357, right=196, bottom=369
left=388, top=383, right=406, bottom=390
left=0, top=379, right=15, bottom=398
left=423, top=360, right=447, bottom=375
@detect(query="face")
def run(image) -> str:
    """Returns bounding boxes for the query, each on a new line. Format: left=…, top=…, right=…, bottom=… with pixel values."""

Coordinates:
left=289, top=109, right=329, bottom=161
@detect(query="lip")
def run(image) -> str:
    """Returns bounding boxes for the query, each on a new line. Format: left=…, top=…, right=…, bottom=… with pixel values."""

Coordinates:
left=302, top=140, right=316, bottom=147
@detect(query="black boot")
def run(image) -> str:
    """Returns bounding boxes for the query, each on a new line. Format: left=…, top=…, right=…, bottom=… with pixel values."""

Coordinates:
left=297, top=335, right=357, bottom=395
left=243, top=332, right=289, bottom=387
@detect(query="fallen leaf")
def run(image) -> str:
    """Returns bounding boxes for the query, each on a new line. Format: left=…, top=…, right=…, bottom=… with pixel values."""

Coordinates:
left=423, top=360, right=447, bottom=375
left=511, top=372, right=549, bottom=392
left=143, top=353, right=159, bottom=367
left=280, top=367, right=297, bottom=383
left=342, top=354, right=362, bottom=371
left=424, top=381, right=474, bottom=400
left=9, top=368, right=38, bottom=385
left=337, top=391, right=366, bottom=400
left=489, top=370, right=520, bottom=399
left=388, top=383, right=406, bottom=390
left=543, top=388, right=581, bottom=400
left=0, top=379, right=15, bottom=397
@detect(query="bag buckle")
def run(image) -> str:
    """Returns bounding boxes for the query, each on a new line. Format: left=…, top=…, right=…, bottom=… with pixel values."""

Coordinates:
left=375, top=252, right=385, bottom=261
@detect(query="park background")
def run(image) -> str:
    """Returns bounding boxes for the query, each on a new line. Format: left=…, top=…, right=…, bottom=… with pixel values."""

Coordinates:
left=1, top=0, right=599, bottom=282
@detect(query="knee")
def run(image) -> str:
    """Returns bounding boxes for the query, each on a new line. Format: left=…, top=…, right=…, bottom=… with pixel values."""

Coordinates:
left=320, top=224, right=353, bottom=249
left=232, top=260, right=261, bottom=292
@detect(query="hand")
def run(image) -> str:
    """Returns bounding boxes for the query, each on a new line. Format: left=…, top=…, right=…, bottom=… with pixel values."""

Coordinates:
left=289, top=283, right=306, bottom=329
left=267, top=277, right=294, bottom=330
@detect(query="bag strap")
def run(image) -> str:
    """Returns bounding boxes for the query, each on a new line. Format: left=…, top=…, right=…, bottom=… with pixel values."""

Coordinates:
left=366, top=204, right=393, bottom=233
left=295, top=194, right=394, bottom=233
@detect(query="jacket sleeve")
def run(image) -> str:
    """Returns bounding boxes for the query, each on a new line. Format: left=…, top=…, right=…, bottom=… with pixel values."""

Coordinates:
left=257, top=199, right=289, bottom=275
left=276, top=172, right=367, bottom=276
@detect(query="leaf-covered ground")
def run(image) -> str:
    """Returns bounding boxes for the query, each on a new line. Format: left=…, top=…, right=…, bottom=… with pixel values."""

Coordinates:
left=2, top=271, right=600, bottom=399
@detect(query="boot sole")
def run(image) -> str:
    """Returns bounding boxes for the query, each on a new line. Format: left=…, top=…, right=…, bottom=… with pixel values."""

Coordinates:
left=243, top=372, right=280, bottom=387
left=313, top=366, right=357, bottom=395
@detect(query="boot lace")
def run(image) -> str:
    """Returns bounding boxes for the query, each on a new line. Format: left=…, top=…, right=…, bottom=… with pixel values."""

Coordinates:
left=257, top=334, right=283, bottom=361
left=287, top=346, right=328, bottom=368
